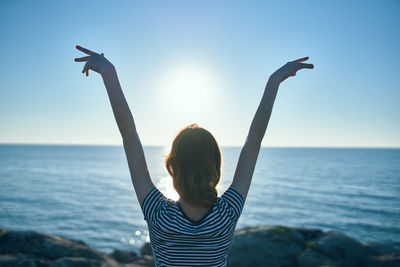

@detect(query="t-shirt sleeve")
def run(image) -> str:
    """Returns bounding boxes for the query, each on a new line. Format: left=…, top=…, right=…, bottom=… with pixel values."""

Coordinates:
left=220, top=187, right=245, bottom=220
left=140, top=187, right=167, bottom=221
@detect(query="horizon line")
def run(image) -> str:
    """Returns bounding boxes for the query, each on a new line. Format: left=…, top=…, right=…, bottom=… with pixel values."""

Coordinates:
left=0, top=142, right=399, bottom=149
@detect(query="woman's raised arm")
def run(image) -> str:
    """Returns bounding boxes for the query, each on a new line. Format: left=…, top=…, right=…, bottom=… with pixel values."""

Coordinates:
left=230, top=57, right=314, bottom=201
left=74, top=45, right=155, bottom=205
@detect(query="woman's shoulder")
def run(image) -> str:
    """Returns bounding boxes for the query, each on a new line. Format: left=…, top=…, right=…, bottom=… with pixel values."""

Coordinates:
left=217, top=187, right=245, bottom=220
left=220, top=187, right=244, bottom=203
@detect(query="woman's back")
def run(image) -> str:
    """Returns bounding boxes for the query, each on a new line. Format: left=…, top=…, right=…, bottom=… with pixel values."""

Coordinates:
left=141, top=186, right=244, bottom=267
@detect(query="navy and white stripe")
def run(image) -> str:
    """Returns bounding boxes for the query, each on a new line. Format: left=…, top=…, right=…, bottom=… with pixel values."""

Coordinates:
left=140, top=187, right=244, bottom=267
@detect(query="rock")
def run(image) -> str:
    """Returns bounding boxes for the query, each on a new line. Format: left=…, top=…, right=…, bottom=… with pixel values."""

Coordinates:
left=132, top=255, right=155, bottom=267
left=109, top=249, right=139, bottom=263
left=365, top=242, right=400, bottom=257
left=228, top=225, right=307, bottom=266
left=0, top=229, right=107, bottom=261
left=49, top=257, right=111, bottom=267
left=140, top=242, right=153, bottom=256
left=228, top=225, right=400, bottom=267
left=364, top=243, right=400, bottom=267
left=0, top=253, right=37, bottom=267
left=298, top=248, right=336, bottom=267
left=0, top=229, right=154, bottom=267
left=315, top=231, right=369, bottom=265
left=1, top=226, right=398, bottom=267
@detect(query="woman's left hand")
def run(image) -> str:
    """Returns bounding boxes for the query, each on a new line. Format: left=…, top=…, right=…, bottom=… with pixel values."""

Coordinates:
left=74, top=45, right=115, bottom=77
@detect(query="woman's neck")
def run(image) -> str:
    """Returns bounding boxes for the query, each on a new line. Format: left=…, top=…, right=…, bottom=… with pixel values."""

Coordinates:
left=178, top=198, right=210, bottom=221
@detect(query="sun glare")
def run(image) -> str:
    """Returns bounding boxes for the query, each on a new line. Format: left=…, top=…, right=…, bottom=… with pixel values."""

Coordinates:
left=157, top=175, right=180, bottom=201
left=157, top=64, right=221, bottom=120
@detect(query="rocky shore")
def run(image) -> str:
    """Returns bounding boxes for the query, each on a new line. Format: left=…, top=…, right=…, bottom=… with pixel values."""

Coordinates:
left=1, top=226, right=399, bottom=266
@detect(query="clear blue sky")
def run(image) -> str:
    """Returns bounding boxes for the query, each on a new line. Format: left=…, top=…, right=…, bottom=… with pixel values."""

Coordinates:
left=0, top=0, right=399, bottom=147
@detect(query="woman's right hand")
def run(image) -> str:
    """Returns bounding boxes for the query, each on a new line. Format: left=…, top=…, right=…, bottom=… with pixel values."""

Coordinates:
left=74, top=45, right=115, bottom=77
left=269, top=57, right=314, bottom=84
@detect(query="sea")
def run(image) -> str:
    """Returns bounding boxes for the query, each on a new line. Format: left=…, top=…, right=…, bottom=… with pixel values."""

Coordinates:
left=0, top=145, right=399, bottom=253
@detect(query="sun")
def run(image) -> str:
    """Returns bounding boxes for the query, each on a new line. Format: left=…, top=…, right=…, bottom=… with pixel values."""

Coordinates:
left=156, top=63, right=221, bottom=120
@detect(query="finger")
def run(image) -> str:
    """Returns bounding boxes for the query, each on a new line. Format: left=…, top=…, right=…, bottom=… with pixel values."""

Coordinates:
left=101, top=53, right=104, bottom=56
left=300, top=63, right=314, bottom=69
left=74, top=56, right=90, bottom=62
left=86, top=68, right=89, bottom=77
left=290, top=72, right=297, bottom=76
left=76, top=45, right=95, bottom=55
left=294, top=56, right=309, bottom=63
left=82, top=62, right=88, bottom=73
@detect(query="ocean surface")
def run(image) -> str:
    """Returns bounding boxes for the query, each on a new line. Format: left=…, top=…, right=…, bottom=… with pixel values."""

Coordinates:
left=0, top=145, right=399, bottom=253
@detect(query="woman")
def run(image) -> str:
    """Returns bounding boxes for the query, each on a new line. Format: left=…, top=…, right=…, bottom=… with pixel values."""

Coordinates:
left=74, top=45, right=313, bottom=266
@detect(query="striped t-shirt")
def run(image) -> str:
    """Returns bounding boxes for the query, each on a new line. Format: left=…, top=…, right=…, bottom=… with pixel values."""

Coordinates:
left=140, top=186, right=245, bottom=267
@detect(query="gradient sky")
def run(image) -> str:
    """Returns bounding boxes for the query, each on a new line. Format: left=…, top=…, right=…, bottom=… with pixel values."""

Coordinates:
left=0, top=0, right=399, bottom=147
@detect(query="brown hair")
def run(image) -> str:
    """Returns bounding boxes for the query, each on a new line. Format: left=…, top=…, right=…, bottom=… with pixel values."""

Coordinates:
left=165, top=124, right=221, bottom=208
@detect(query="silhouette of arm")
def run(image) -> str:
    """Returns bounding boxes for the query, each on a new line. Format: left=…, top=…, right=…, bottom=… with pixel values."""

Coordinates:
left=230, top=57, right=314, bottom=201
left=75, top=45, right=155, bottom=206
